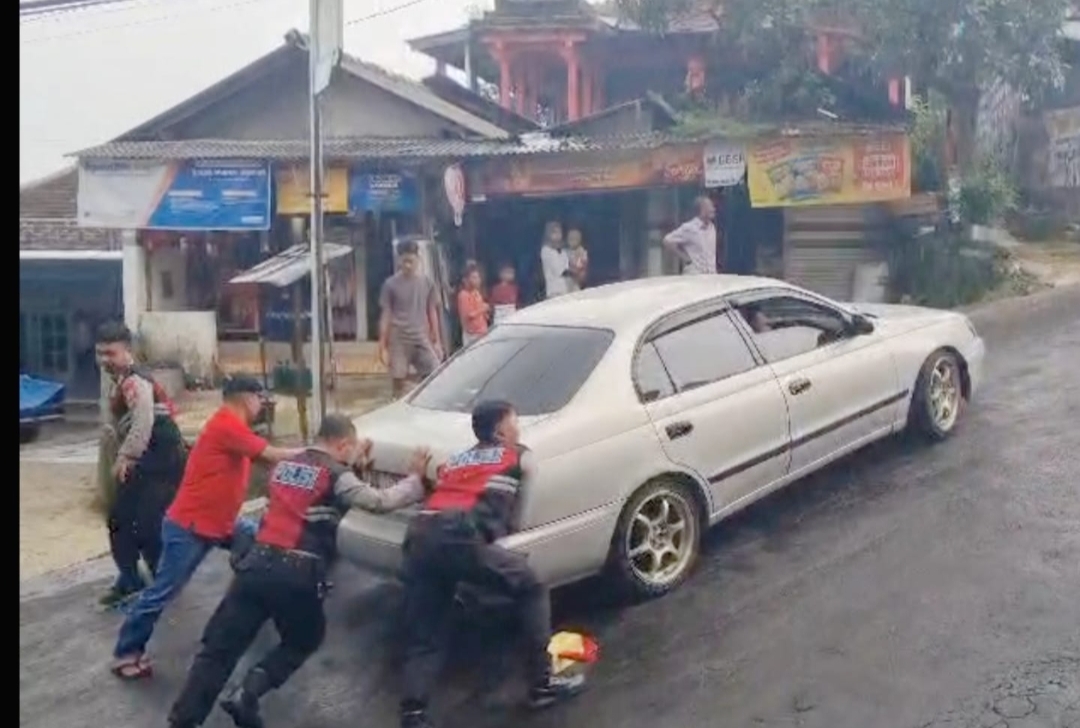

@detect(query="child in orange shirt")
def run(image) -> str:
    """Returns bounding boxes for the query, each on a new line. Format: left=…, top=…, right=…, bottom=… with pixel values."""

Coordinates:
left=457, top=262, right=489, bottom=348
left=488, top=262, right=520, bottom=326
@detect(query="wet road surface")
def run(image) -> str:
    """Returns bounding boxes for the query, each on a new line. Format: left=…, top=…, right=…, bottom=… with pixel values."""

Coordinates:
left=20, top=287, right=1080, bottom=728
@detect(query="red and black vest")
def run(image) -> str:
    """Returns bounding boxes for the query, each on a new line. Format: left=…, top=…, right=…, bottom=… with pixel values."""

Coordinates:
left=425, top=443, right=527, bottom=541
left=257, top=449, right=349, bottom=562
left=111, top=367, right=184, bottom=477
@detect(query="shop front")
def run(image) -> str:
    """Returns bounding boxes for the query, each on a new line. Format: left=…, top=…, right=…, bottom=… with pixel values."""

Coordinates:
left=465, top=142, right=707, bottom=303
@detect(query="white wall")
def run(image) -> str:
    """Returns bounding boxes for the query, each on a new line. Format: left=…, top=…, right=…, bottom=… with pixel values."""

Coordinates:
left=147, top=247, right=189, bottom=312
left=138, top=310, right=218, bottom=381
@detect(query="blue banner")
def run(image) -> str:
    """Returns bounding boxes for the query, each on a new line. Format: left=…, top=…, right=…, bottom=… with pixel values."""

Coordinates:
left=348, top=172, right=419, bottom=213
left=78, top=159, right=271, bottom=231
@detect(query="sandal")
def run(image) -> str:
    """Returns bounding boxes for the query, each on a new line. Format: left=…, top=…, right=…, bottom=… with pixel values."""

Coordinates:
left=111, top=654, right=153, bottom=680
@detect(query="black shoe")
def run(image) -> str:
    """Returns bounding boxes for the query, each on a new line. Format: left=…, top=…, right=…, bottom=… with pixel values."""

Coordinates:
left=220, top=686, right=264, bottom=728
left=400, top=708, right=434, bottom=728
left=527, top=673, right=587, bottom=711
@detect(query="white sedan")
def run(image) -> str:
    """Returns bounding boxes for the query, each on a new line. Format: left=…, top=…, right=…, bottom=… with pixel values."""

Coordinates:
left=340, top=275, right=985, bottom=600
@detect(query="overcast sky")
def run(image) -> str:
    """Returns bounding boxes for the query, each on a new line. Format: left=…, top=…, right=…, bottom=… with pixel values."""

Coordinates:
left=19, top=0, right=482, bottom=184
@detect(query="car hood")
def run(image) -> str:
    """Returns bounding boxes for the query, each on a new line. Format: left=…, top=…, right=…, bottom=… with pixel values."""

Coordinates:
left=352, top=401, right=549, bottom=478
left=848, top=302, right=958, bottom=334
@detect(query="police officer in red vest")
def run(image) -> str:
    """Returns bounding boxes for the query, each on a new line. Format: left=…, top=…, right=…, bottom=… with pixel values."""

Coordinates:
left=167, top=414, right=432, bottom=728
left=399, top=400, right=586, bottom=728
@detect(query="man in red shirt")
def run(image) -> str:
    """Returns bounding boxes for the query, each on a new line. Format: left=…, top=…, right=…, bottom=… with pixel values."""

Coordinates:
left=111, top=375, right=302, bottom=680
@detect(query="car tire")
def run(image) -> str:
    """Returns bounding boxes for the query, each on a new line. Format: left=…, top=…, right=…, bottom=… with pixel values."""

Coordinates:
left=608, top=478, right=703, bottom=601
left=20, top=425, right=40, bottom=445
left=909, top=349, right=965, bottom=442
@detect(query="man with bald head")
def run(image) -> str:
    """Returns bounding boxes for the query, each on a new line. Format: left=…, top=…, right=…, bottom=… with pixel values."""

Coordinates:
left=663, top=195, right=719, bottom=275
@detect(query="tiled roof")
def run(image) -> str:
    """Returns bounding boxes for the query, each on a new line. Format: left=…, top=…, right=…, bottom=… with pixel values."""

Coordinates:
left=114, top=32, right=510, bottom=143
left=72, top=132, right=684, bottom=161
left=20, top=166, right=118, bottom=251
left=72, top=122, right=907, bottom=162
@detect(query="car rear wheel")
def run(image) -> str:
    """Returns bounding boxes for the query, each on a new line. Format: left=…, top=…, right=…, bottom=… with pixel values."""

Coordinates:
left=608, top=478, right=702, bottom=600
left=909, top=349, right=965, bottom=442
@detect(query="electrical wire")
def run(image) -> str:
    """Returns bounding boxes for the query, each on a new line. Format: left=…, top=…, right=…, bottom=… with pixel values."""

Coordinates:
left=20, top=0, right=276, bottom=43
left=21, top=0, right=181, bottom=23
left=21, top=0, right=435, bottom=44
left=344, top=0, right=431, bottom=26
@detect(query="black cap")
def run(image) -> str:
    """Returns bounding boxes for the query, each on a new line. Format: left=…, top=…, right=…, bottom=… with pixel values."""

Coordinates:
left=222, top=375, right=265, bottom=397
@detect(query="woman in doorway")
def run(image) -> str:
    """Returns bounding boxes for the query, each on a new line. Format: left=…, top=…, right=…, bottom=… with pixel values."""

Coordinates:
left=565, top=227, right=589, bottom=292
left=457, top=262, right=490, bottom=348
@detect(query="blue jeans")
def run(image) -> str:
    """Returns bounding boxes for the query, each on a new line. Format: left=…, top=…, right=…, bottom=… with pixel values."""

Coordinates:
left=113, top=518, right=214, bottom=658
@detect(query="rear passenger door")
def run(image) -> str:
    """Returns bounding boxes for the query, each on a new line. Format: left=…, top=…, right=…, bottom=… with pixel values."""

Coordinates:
left=635, top=302, right=792, bottom=515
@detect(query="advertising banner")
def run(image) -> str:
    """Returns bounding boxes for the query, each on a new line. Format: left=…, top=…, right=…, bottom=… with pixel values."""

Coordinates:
left=275, top=164, right=349, bottom=214
left=472, top=145, right=704, bottom=197
left=78, top=159, right=271, bottom=230
left=746, top=134, right=911, bottom=208
left=349, top=172, right=419, bottom=213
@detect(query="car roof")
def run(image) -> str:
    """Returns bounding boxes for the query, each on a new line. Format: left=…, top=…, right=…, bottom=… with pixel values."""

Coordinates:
left=508, top=274, right=798, bottom=336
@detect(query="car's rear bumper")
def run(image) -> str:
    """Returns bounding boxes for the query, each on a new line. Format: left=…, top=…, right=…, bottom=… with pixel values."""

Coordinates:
left=337, top=502, right=622, bottom=588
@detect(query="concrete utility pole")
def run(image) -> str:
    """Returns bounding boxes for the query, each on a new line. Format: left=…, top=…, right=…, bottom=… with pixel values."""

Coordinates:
left=306, top=0, right=342, bottom=435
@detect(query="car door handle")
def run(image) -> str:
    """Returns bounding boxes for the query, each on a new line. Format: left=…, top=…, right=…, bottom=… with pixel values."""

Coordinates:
left=788, top=377, right=813, bottom=396
left=665, top=421, right=694, bottom=440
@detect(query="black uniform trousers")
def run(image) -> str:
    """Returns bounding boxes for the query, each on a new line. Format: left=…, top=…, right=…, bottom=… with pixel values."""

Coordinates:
left=107, top=431, right=184, bottom=589
left=169, top=547, right=327, bottom=726
left=400, top=512, right=552, bottom=711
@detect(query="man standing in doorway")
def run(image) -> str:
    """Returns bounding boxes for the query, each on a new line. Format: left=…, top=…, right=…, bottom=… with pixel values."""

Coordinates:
left=539, top=221, right=571, bottom=299
left=663, top=196, right=719, bottom=275
left=378, top=240, right=444, bottom=399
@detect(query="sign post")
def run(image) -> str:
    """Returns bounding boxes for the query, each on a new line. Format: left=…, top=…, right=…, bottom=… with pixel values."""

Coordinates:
left=307, top=0, right=342, bottom=434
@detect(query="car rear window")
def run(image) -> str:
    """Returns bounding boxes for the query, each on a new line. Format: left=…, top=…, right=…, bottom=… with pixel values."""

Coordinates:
left=408, top=325, right=614, bottom=416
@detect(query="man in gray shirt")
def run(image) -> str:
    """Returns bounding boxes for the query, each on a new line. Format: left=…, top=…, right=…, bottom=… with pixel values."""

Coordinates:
left=378, top=240, right=443, bottom=399
left=663, top=196, right=719, bottom=275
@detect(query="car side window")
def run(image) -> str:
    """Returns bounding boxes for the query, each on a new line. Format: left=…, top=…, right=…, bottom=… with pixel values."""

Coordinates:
left=736, top=295, right=851, bottom=363
left=633, top=342, right=675, bottom=403
left=649, top=312, right=758, bottom=394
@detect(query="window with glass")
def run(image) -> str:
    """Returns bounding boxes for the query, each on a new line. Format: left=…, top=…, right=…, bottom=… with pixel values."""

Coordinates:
left=735, top=295, right=851, bottom=363
left=409, top=324, right=614, bottom=416
left=644, top=312, right=757, bottom=395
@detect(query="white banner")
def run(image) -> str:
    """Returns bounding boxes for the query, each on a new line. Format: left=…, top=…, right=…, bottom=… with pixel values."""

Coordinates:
left=77, top=160, right=171, bottom=228
left=310, top=0, right=343, bottom=95
left=703, top=141, right=746, bottom=188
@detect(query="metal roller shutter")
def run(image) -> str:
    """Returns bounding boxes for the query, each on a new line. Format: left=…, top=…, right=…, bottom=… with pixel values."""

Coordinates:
left=783, top=205, right=885, bottom=302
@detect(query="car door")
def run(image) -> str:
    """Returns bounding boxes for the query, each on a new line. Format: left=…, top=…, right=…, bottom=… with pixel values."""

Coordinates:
left=730, top=290, right=903, bottom=478
left=635, top=302, right=792, bottom=514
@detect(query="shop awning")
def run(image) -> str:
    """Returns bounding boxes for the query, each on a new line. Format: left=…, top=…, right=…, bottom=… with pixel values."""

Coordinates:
left=229, top=243, right=352, bottom=288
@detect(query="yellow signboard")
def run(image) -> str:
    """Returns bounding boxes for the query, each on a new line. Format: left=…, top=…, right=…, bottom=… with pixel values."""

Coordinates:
left=746, top=134, right=911, bottom=208
left=275, top=165, right=349, bottom=214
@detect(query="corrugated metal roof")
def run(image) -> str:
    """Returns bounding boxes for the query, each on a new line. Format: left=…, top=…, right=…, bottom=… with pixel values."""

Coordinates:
left=229, top=243, right=353, bottom=288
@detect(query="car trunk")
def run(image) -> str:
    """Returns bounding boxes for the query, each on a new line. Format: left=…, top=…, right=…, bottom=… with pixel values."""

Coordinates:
left=338, top=401, right=550, bottom=573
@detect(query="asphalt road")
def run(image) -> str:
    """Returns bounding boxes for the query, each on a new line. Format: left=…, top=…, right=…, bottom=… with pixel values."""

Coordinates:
left=20, top=287, right=1080, bottom=728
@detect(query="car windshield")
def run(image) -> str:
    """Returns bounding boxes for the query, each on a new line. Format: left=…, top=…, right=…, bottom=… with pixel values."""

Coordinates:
left=408, top=324, right=614, bottom=416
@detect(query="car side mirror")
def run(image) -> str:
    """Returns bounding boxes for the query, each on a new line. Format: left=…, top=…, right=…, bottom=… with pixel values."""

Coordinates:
left=850, top=314, right=875, bottom=336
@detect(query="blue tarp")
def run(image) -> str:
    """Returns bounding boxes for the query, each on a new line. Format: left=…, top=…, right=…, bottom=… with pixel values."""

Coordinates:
left=20, top=374, right=65, bottom=422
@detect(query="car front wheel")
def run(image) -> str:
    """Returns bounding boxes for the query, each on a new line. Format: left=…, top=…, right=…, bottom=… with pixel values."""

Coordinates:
left=909, top=349, right=965, bottom=441
left=608, top=478, right=702, bottom=600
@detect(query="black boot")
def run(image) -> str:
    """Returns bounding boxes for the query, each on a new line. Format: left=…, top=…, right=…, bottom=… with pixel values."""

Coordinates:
left=220, top=668, right=272, bottom=728
left=527, top=671, right=587, bottom=711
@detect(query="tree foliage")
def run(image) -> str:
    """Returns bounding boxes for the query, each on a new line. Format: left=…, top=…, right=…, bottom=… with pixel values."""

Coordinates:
left=615, top=0, right=1072, bottom=119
